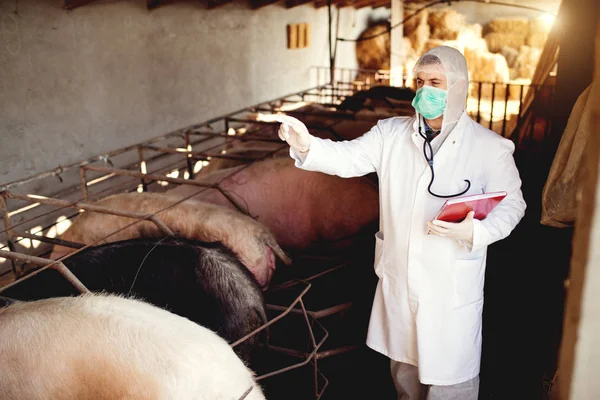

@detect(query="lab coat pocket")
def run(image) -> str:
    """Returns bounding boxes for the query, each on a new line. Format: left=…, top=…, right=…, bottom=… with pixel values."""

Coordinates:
left=454, top=257, right=485, bottom=308
left=374, top=231, right=385, bottom=279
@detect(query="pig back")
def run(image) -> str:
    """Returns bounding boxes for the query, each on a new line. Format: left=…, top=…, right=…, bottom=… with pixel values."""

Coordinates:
left=0, top=293, right=266, bottom=400
left=4, top=237, right=267, bottom=362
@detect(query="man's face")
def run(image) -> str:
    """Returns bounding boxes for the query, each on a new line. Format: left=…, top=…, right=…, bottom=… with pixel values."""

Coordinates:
left=416, top=68, right=448, bottom=90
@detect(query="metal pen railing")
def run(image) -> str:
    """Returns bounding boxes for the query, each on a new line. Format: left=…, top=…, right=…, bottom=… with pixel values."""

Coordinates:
left=310, top=66, right=556, bottom=146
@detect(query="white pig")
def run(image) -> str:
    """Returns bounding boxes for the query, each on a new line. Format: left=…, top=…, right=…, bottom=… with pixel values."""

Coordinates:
left=0, top=293, right=266, bottom=400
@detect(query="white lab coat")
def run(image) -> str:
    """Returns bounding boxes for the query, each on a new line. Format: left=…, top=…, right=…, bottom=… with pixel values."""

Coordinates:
left=290, top=111, right=526, bottom=385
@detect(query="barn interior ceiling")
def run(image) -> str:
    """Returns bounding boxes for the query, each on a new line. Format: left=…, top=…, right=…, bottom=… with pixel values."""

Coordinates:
left=62, top=0, right=424, bottom=11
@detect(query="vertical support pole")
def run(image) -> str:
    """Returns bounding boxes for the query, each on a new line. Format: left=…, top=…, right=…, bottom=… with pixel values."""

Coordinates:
left=184, top=131, right=195, bottom=180
left=390, top=0, right=404, bottom=87
left=515, top=84, right=525, bottom=144
left=79, top=167, right=89, bottom=200
left=0, top=194, right=19, bottom=277
left=137, top=147, right=148, bottom=192
left=489, top=82, right=496, bottom=130
left=477, top=82, right=483, bottom=124
left=502, top=83, right=510, bottom=137
left=327, top=0, right=334, bottom=86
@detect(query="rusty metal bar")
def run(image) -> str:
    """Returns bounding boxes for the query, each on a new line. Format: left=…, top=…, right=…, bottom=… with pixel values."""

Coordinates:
left=232, top=281, right=312, bottom=348
left=489, top=83, right=496, bottom=130
left=137, top=147, right=148, bottom=192
left=0, top=195, right=19, bottom=276
left=83, top=165, right=215, bottom=189
left=315, top=345, right=358, bottom=360
left=79, top=167, right=89, bottom=200
left=502, top=84, right=510, bottom=137
left=515, top=84, right=525, bottom=143
left=266, top=302, right=352, bottom=319
left=255, top=318, right=328, bottom=381
left=0, top=249, right=89, bottom=294
left=81, top=165, right=249, bottom=216
left=183, top=131, right=195, bottom=180
left=0, top=150, right=204, bottom=237
left=3, top=192, right=174, bottom=237
left=476, top=82, right=482, bottom=123
left=175, top=130, right=285, bottom=144
left=271, top=262, right=350, bottom=291
left=11, top=230, right=85, bottom=250
left=142, top=145, right=271, bottom=162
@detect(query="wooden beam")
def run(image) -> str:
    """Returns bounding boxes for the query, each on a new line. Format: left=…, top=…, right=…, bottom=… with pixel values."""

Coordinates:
left=147, top=0, right=161, bottom=9
left=313, top=0, right=346, bottom=8
left=207, top=0, right=233, bottom=8
left=284, top=0, right=313, bottom=8
left=63, top=0, right=97, bottom=9
left=349, top=0, right=379, bottom=9
left=249, top=0, right=282, bottom=8
left=370, top=0, right=391, bottom=8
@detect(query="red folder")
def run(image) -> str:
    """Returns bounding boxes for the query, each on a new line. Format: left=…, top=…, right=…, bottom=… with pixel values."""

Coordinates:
left=433, top=191, right=507, bottom=223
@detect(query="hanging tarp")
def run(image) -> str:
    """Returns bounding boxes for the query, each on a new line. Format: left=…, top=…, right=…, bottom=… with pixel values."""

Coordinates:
left=541, top=83, right=594, bottom=227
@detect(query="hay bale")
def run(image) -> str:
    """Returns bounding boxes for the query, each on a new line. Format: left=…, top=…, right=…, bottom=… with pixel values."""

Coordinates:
left=469, top=52, right=510, bottom=83
left=485, top=17, right=530, bottom=36
left=527, top=32, right=548, bottom=48
left=484, top=32, right=526, bottom=53
left=403, top=6, right=429, bottom=37
left=428, top=8, right=467, bottom=40
left=407, top=11, right=430, bottom=54
left=456, top=23, right=483, bottom=42
left=463, top=37, right=489, bottom=82
left=459, top=25, right=488, bottom=67
left=515, top=45, right=542, bottom=80
left=501, top=46, right=520, bottom=69
left=422, top=39, right=464, bottom=55
left=355, top=22, right=390, bottom=70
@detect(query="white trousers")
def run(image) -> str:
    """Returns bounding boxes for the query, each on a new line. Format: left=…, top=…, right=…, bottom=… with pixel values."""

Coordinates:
left=390, top=361, right=479, bottom=400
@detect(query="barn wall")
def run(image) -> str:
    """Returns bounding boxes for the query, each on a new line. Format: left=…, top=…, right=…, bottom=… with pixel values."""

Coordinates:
left=0, top=1, right=373, bottom=185
left=557, top=20, right=600, bottom=400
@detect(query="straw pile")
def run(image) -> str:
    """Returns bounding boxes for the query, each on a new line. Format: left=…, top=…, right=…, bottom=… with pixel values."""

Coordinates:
left=501, top=46, right=520, bottom=69
left=428, top=8, right=466, bottom=40
left=469, top=52, right=510, bottom=83
left=456, top=23, right=483, bottom=44
left=484, top=32, right=527, bottom=53
left=404, top=7, right=428, bottom=37
left=355, top=22, right=390, bottom=70
left=514, top=45, right=542, bottom=80
left=405, top=8, right=430, bottom=54
left=485, top=17, right=530, bottom=36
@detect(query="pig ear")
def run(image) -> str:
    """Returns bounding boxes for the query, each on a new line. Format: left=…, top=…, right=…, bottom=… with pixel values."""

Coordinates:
left=262, top=233, right=291, bottom=265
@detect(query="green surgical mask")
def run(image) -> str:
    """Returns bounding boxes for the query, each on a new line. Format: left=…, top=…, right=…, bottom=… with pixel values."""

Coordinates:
left=411, top=85, right=447, bottom=119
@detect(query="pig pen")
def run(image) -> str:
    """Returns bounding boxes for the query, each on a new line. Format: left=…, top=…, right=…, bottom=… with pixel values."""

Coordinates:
left=0, top=84, right=419, bottom=400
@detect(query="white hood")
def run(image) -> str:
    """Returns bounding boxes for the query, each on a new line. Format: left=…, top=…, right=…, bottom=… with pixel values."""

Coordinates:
left=412, top=45, right=469, bottom=138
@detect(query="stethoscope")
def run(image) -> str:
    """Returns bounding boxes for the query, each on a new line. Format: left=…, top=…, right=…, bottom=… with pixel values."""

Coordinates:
left=417, top=118, right=471, bottom=199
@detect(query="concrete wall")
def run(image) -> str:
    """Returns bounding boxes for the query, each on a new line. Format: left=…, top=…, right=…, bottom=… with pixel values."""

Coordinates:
left=0, top=1, right=376, bottom=185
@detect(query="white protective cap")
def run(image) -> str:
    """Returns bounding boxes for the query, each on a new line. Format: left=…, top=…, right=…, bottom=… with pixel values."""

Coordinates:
left=412, top=46, right=469, bottom=136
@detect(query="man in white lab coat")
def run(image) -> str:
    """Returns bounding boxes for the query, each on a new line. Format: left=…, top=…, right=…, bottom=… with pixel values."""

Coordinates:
left=273, top=46, right=526, bottom=399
